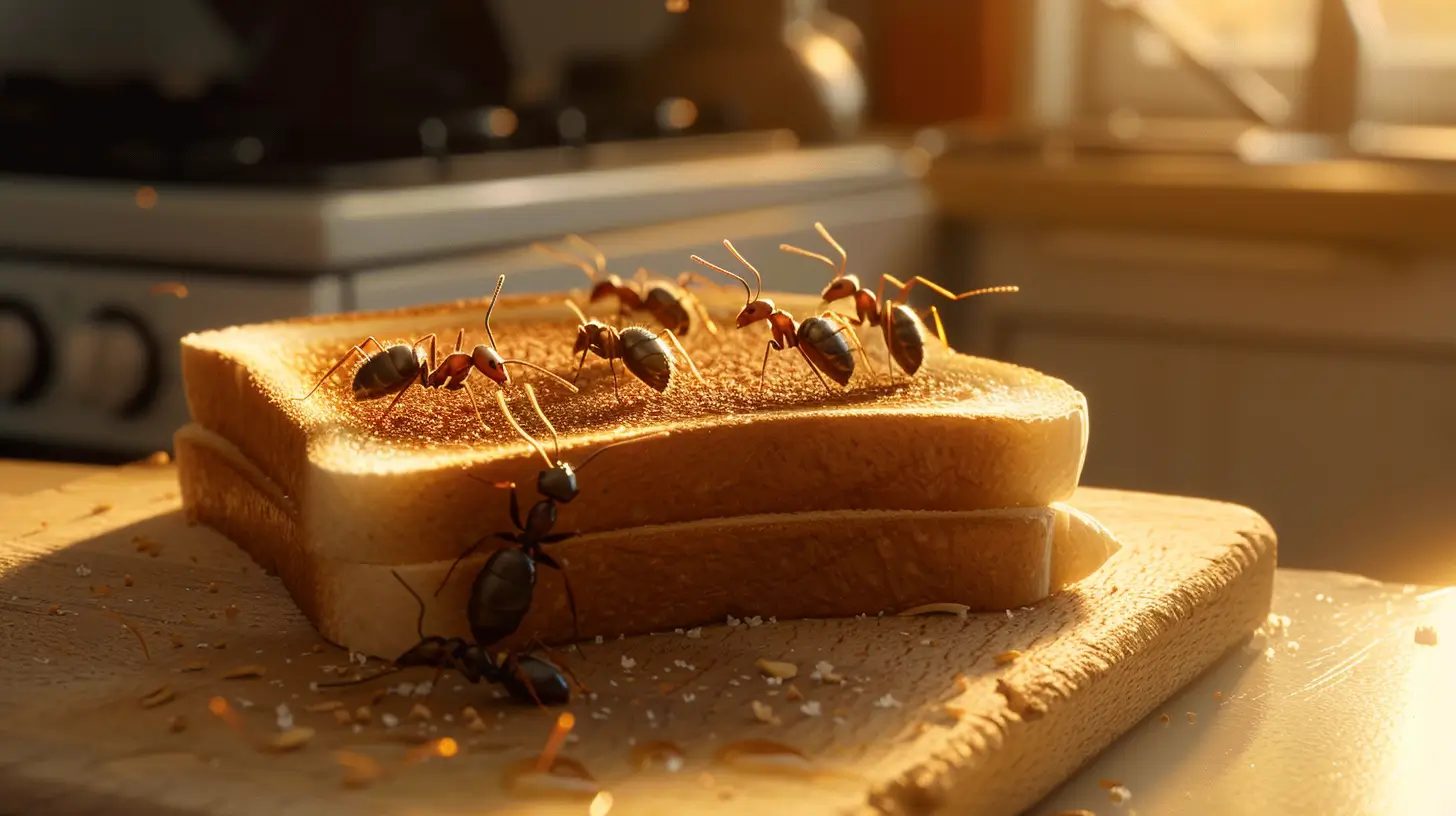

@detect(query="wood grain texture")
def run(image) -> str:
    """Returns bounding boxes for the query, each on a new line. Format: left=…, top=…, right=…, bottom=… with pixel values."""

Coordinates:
left=0, top=466, right=1274, bottom=816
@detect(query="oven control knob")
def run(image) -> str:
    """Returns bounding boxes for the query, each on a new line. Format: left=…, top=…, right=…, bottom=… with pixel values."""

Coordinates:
left=61, top=308, right=160, bottom=417
left=0, top=301, right=49, bottom=403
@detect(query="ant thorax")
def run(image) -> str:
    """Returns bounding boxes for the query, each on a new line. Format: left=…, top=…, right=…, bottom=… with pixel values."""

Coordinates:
left=538, top=463, right=579, bottom=503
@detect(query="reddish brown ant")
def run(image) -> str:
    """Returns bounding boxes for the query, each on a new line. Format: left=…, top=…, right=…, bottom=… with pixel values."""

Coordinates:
left=780, top=221, right=1019, bottom=376
left=562, top=299, right=703, bottom=403
left=533, top=234, right=721, bottom=338
left=690, top=239, right=870, bottom=393
left=292, top=275, right=578, bottom=429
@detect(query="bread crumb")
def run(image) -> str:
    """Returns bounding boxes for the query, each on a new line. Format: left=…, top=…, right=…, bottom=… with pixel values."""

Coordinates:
left=353, top=706, right=372, bottom=724
left=943, top=705, right=965, bottom=721
left=726, top=615, right=740, bottom=627
left=873, top=694, right=902, bottom=709
left=1158, top=713, right=1171, bottom=725
left=275, top=704, right=294, bottom=730
left=621, top=656, right=637, bottom=670
left=810, top=661, right=843, bottom=684
left=746, top=616, right=763, bottom=627
left=223, top=664, right=265, bottom=679
left=1415, top=625, right=1438, bottom=646
left=380, top=713, right=399, bottom=728
left=409, top=704, right=432, bottom=721
left=1108, top=784, right=1132, bottom=805
left=994, top=650, right=1022, bottom=666
left=686, top=627, right=703, bottom=638
left=754, top=658, right=797, bottom=679
left=337, top=750, right=383, bottom=788
left=181, top=660, right=208, bottom=673
left=46, top=604, right=61, bottom=616
left=305, top=701, right=344, bottom=713
left=800, top=701, right=822, bottom=717
left=1186, top=711, right=1197, bottom=724
left=123, top=574, right=134, bottom=587
left=261, top=728, right=314, bottom=752
left=332, top=709, right=353, bottom=726
left=468, top=718, right=488, bottom=732
left=75, top=564, right=92, bottom=577
left=751, top=701, right=780, bottom=725
left=1212, top=691, right=1225, bottom=702
left=207, top=582, right=219, bottom=594
left=90, top=584, right=111, bottom=596
left=90, top=504, right=112, bottom=516
left=168, top=715, right=188, bottom=733
left=145, top=450, right=172, bottom=465
left=225, top=604, right=240, bottom=620
left=140, top=685, right=175, bottom=708
left=785, top=684, right=804, bottom=702
left=461, top=706, right=479, bottom=721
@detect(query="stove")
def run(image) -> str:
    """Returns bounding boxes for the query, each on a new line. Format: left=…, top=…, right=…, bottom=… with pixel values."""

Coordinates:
left=0, top=0, right=930, bottom=462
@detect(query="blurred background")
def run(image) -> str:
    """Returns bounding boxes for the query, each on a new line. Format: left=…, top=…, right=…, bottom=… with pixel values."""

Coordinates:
left=1, top=0, right=1454, bottom=585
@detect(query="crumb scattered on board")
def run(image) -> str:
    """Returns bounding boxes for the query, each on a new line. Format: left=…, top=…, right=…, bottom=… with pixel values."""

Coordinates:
left=1415, top=625, right=1438, bottom=646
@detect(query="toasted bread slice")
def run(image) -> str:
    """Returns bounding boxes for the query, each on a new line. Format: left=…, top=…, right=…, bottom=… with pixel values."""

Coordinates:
left=176, top=288, right=1110, bottom=654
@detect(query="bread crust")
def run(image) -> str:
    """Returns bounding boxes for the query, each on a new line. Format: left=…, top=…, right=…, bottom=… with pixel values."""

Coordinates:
left=176, top=288, right=1112, bottom=655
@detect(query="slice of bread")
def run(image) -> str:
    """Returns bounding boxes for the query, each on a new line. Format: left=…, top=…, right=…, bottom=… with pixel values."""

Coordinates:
left=176, top=287, right=1112, bottom=656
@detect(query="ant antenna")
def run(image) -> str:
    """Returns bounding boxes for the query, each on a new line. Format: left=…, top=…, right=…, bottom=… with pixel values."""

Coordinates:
left=391, top=569, right=428, bottom=641
left=564, top=299, right=591, bottom=326
left=722, top=239, right=763, bottom=300
left=691, top=255, right=753, bottom=306
left=534, top=243, right=599, bottom=283
left=779, top=242, right=838, bottom=273
left=813, top=222, right=847, bottom=278
left=494, top=390, right=553, bottom=468
left=522, top=384, right=562, bottom=462
left=565, top=234, right=607, bottom=276
left=484, top=274, right=505, bottom=349
left=574, top=430, right=671, bottom=472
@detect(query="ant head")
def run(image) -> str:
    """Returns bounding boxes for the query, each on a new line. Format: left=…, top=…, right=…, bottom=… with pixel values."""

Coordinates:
left=572, top=325, right=594, bottom=356
left=736, top=298, right=776, bottom=328
left=537, top=462, right=579, bottom=503
left=472, top=344, right=509, bottom=385
left=820, top=274, right=861, bottom=303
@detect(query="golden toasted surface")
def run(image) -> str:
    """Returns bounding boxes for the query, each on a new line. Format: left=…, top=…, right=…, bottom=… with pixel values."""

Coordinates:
left=185, top=289, right=1082, bottom=466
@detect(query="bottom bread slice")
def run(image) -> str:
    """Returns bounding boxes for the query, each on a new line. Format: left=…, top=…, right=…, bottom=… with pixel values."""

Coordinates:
left=177, top=424, right=1120, bottom=658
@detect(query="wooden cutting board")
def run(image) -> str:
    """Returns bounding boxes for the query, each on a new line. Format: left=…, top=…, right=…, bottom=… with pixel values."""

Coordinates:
left=0, top=463, right=1274, bottom=816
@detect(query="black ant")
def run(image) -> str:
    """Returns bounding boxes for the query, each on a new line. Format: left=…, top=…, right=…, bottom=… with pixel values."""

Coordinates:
left=533, top=234, right=721, bottom=338
left=690, top=239, right=870, bottom=393
left=436, top=385, right=670, bottom=648
left=291, top=275, right=578, bottom=428
left=562, top=299, right=703, bottom=403
left=318, top=570, right=572, bottom=707
left=781, top=222, right=1019, bottom=376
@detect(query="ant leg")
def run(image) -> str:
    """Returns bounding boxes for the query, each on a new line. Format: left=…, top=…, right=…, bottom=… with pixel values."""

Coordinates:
left=410, top=333, right=440, bottom=372
left=608, top=357, right=622, bottom=404
left=926, top=305, right=948, bottom=346
left=461, top=381, right=492, bottom=434
left=453, top=328, right=464, bottom=353
left=570, top=347, right=590, bottom=386
left=759, top=341, right=775, bottom=390
left=535, top=552, right=580, bottom=642
left=292, top=344, right=367, bottom=401
left=656, top=328, right=704, bottom=384
left=796, top=346, right=836, bottom=395
left=374, top=386, right=412, bottom=429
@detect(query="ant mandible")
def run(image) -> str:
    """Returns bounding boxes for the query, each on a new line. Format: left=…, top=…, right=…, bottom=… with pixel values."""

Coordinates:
left=690, top=239, right=870, bottom=394
left=781, top=222, right=1019, bottom=376
left=292, top=275, right=578, bottom=429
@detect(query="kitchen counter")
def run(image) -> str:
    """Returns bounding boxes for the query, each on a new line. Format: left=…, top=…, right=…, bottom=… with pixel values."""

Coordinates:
left=928, top=151, right=1456, bottom=248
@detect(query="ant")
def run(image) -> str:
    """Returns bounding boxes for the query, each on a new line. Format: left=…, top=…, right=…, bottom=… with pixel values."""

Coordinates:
left=780, top=222, right=1019, bottom=376
left=436, top=385, right=670, bottom=649
left=319, top=570, right=572, bottom=707
left=562, top=299, right=703, bottom=403
left=292, top=275, right=578, bottom=429
left=533, top=234, right=721, bottom=338
left=691, top=239, right=870, bottom=394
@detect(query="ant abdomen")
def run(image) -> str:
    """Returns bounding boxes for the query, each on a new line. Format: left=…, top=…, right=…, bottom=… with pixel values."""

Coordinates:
left=468, top=547, right=538, bottom=647
left=351, top=347, right=421, bottom=399
left=619, top=326, right=674, bottom=392
left=499, top=654, right=571, bottom=706
left=888, top=303, right=927, bottom=375
left=798, top=317, right=855, bottom=387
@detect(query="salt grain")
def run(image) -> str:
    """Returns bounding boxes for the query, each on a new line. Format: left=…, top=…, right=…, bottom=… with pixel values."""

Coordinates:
left=873, top=694, right=902, bottom=709
left=75, top=565, right=91, bottom=577
left=1109, top=785, right=1132, bottom=805
left=380, top=713, right=399, bottom=728
left=621, top=656, right=637, bottom=670
left=726, top=615, right=741, bottom=627
left=800, top=701, right=822, bottom=717
left=275, top=704, right=294, bottom=730
left=686, top=627, right=703, bottom=639
left=682, top=693, right=696, bottom=703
